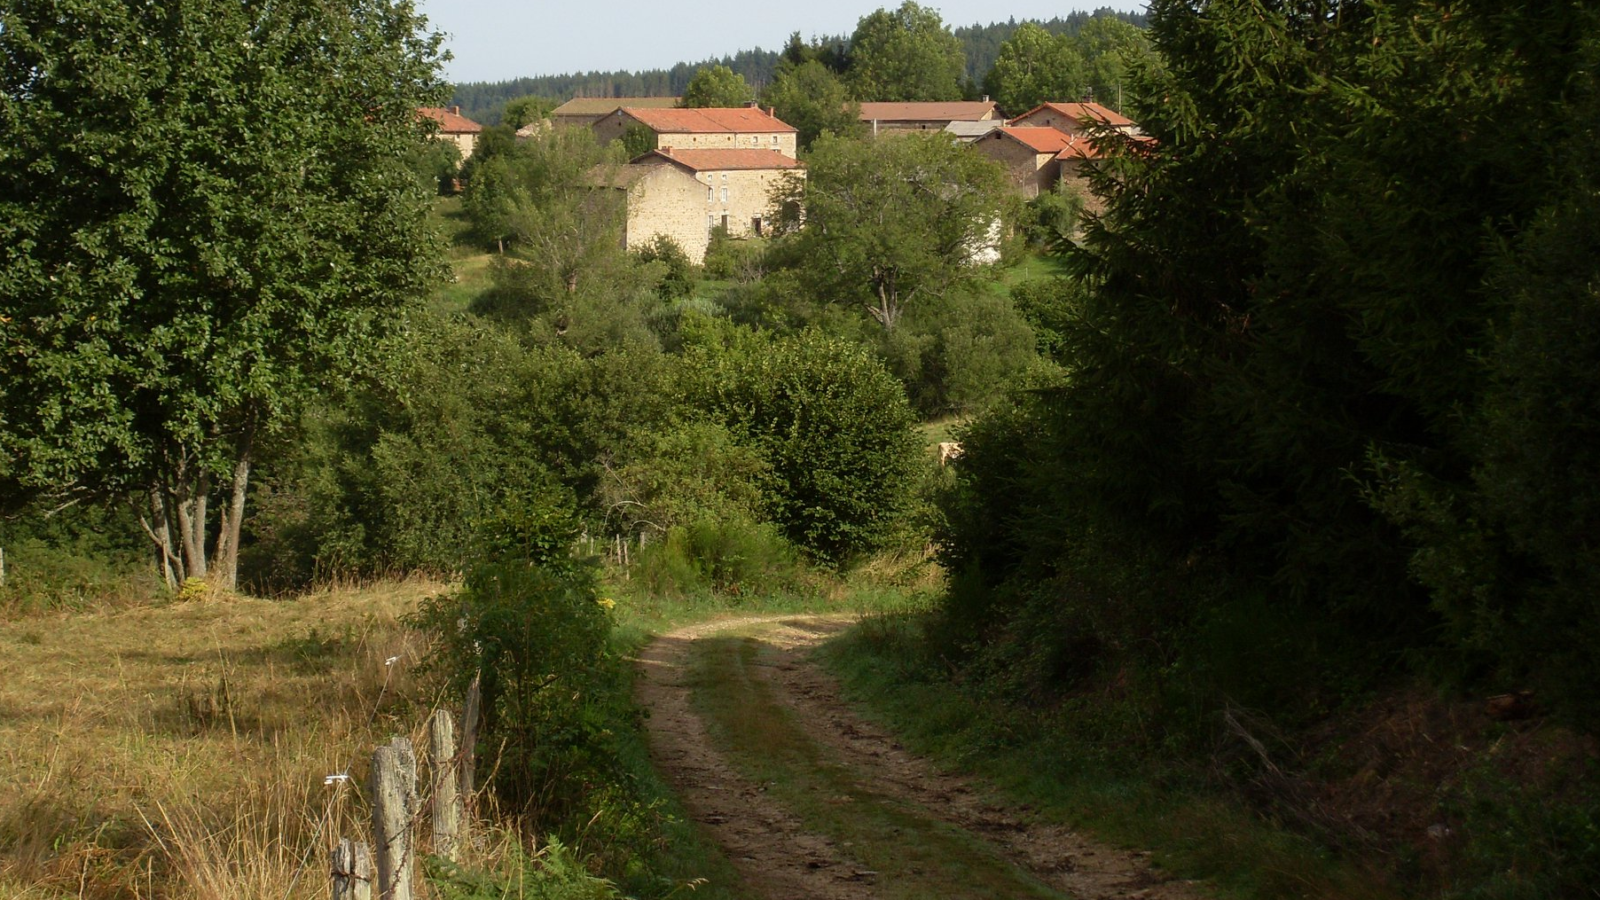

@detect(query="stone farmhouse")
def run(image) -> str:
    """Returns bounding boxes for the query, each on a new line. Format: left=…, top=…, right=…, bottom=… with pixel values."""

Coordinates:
left=858, top=100, right=1000, bottom=136
left=608, top=148, right=803, bottom=264
left=594, top=162, right=707, bottom=263
left=972, top=126, right=1091, bottom=199
left=419, top=106, right=483, bottom=158
left=591, top=105, right=798, bottom=157
left=550, top=96, right=680, bottom=128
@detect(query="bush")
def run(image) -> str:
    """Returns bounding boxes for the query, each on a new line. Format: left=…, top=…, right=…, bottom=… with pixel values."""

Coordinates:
left=701, top=227, right=766, bottom=282
left=678, top=320, right=921, bottom=563
left=410, top=492, right=631, bottom=834
left=632, top=235, right=698, bottom=301
left=633, top=517, right=803, bottom=598
left=0, top=503, right=156, bottom=613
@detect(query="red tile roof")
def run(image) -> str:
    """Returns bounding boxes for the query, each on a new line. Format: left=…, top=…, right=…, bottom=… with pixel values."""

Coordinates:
left=1055, top=134, right=1104, bottom=160
left=621, top=106, right=797, bottom=134
left=993, top=126, right=1075, bottom=154
left=419, top=106, right=483, bottom=133
left=1008, top=101, right=1133, bottom=129
left=858, top=101, right=998, bottom=122
left=638, top=148, right=803, bottom=172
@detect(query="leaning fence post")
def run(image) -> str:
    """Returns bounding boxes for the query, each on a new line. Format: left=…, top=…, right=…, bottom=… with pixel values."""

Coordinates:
left=332, top=838, right=374, bottom=900
left=430, top=708, right=463, bottom=861
left=371, top=736, right=417, bottom=900
left=460, top=673, right=481, bottom=808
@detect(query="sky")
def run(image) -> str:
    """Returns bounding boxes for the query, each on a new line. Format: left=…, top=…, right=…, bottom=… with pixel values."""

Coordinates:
left=419, top=0, right=1150, bottom=84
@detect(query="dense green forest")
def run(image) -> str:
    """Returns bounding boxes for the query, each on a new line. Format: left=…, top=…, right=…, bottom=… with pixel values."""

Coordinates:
left=450, top=7, right=1148, bottom=123
left=4, top=0, right=1599, bottom=898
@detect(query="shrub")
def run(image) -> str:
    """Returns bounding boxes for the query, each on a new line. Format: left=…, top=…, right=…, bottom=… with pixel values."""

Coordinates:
left=632, top=235, right=698, bottom=301
left=633, top=517, right=803, bottom=598
left=678, top=320, right=921, bottom=563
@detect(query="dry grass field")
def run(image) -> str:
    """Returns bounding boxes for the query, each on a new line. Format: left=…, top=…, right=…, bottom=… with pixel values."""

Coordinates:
left=0, top=579, right=449, bottom=899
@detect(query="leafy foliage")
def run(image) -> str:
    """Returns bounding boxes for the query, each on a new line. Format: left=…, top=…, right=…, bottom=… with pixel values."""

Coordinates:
left=0, top=0, right=448, bottom=588
left=762, top=60, right=863, bottom=150
left=940, top=0, right=1600, bottom=734
left=846, top=2, right=966, bottom=102
left=678, top=321, right=921, bottom=562
left=785, top=132, right=1013, bottom=332
left=680, top=64, right=753, bottom=108
left=983, top=23, right=1088, bottom=116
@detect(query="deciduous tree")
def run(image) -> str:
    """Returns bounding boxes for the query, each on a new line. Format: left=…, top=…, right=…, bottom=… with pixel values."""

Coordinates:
left=681, top=64, right=753, bottom=108
left=0, top=0, right=447, bottom=589
left=784, top=132, right=1013, bottom=332
left=763, top=60, right=863, bottom=150
left=983, top=23, right=1087, bottom=115
left=846, top=2, right=966, bottom=102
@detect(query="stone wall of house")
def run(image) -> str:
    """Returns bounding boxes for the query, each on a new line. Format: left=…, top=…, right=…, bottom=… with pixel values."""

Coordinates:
left=693, top=168, right=801, bottom=239
left=626, top=166, right=713, bottom=263
left=448, top=133, right=477, bottom=158
left=1058, top=160, right=1107, bottom=217
left=590, top=112, right=797, bottom=158
left=658, top=131, right=798, bottom=157
left=973, top=136, right=1057, bottom=199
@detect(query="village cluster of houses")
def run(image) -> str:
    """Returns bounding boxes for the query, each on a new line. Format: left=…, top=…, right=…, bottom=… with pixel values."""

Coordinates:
left=420, top=97, right=1137, bottom=264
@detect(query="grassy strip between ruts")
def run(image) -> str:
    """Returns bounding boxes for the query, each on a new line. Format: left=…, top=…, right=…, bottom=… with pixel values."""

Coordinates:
left=684, top=624, right=1067, bottom=900
left=815, top=609, right=1400, bottom=900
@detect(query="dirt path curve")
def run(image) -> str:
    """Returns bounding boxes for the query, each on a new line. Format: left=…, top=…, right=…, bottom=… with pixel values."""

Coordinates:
left=635, top=614, right=1208, bottom=900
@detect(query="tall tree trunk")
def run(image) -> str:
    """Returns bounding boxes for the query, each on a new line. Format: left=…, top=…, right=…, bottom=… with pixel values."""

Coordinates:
left=212, top=446, right=252, bottom=591
left=142, top=488, right=183, bottom=589
left=175, top=460, right=209, bottom=582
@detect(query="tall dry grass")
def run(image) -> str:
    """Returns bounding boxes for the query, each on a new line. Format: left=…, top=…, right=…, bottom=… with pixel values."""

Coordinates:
left=0, top=577, right=456, bottom=899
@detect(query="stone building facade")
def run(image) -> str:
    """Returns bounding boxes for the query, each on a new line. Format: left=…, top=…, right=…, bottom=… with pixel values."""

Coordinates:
left=418, top=106, right=483, bottom=158
left=600, top=163, right=712, bottom=263
left=615, top=148, right=804, bottom=263
left=973, top=127, right=1079, bottom=199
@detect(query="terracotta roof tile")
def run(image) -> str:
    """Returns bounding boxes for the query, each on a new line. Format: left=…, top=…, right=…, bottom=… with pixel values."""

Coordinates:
left=858, top=101, right=998, bottom=122
left=419, top=106, right=482, bottom=133
left=636, top=148, right=803, bottom=172
left=993, top=126, right=1074, bottom=153
left=1054, top=134, right=1105, bottom=160
left=621, top=106, right=797, bottom=134
left=1008, top=101, right=1134, bottom=129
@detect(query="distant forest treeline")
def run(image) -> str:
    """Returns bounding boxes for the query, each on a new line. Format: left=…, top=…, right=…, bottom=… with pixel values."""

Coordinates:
left=450, top=8, right=1147, bottom=124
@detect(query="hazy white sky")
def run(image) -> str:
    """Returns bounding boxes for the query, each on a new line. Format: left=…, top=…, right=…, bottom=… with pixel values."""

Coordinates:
left=420, top=1, right=1149, bottom=84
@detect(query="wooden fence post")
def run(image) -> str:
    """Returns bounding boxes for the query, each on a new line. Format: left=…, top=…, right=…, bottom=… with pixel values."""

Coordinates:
left=459, top=674, right=481, bottom=808
left=371, top=736, right=417, bottom=900
left=430, top=708, right=463, bottom=861
left=332, top=838, right=373, bottom=900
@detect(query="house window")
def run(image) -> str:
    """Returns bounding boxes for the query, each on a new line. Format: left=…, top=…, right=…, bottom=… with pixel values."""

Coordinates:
left=750, top=134, right=758, bottom=146
left=721, top=187, right=728, bottom=204
left=707, top=185, right=713, bottom=201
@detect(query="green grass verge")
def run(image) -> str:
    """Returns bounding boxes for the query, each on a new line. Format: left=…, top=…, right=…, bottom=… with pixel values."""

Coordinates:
left=816, top=609, right=1400, bottom=900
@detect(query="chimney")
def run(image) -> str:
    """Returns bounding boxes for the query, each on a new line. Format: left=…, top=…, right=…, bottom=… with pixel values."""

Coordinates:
left=982, top=95, right=990, bottom=102
left=450, top=105, right=461, bottom=115
left=767, top=106, right=776, bottom=117
left=744, top=100, right=760, bottom=108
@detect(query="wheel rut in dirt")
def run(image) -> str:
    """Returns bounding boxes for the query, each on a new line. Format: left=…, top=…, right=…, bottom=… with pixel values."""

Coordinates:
left=635, top=614, right=1207, bottom=900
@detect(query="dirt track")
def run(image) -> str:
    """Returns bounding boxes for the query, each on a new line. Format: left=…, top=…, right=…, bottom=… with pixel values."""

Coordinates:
left=635, top=615, right=1208, bottom=899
